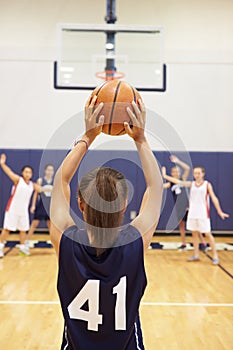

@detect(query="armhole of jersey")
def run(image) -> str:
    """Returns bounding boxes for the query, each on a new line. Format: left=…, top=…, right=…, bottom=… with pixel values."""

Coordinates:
left=59, top=227, right=73, bottom=258
left=128, top=224, right=146, bottom=265
left=129, top=225, right=147, bottom=287
left=136, top=228, right=147, bottom=284
left=59, top=225, right=78, bottom=257
left=206, top=181, right=209, bottom=194
left=5, top=183, right=18, bottom=212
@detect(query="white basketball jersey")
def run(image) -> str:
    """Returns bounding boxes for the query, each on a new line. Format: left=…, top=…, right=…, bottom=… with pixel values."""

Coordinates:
left=6, top=177, right=34, bottom=215
left=188, top=180, right=210, bottom=219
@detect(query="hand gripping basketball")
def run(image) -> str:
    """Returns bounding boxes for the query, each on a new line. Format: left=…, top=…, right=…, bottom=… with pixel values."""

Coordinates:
left=124, top=99, right=146, bottom=143
left=90, top=80, right=142, bottom=136
left=84, top=95, right=105, bottom=142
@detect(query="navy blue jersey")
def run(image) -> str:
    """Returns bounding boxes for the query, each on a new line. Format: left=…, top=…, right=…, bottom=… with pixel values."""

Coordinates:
left=57, top=225, right=147, bottom=350
left=170, top=181, right=189, bottom=222
left=34, top=178, right=53, bottom=220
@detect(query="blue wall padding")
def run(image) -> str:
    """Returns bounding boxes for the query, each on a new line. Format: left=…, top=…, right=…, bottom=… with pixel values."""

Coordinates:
left=0, top=149, right=232, bottom=231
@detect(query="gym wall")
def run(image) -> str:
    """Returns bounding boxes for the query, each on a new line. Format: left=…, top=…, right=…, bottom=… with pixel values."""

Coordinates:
left=0, top=0, right=232, bottom=230
left=0, top=149, right=232, bottom=231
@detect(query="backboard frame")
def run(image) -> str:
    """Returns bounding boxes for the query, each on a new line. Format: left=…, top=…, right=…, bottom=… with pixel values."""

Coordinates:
left=54, top=23, right=167, bottom=92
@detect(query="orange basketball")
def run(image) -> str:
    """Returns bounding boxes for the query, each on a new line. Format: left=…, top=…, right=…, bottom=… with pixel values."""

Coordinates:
left=90, top=80, right=142, bottom=135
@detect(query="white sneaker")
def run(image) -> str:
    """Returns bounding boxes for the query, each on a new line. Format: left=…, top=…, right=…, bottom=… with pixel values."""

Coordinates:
left=25, top=240, right=30, bottom=248
left=0, top=243, right=4, bottom=258
left=19, top=244, right=30, bottom=256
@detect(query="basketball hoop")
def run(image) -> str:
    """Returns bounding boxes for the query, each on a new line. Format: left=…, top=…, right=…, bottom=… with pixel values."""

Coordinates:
left=95, top=70, right=125, bottom=81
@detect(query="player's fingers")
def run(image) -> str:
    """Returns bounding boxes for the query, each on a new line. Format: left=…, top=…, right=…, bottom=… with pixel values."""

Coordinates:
left=98, top=115, right=105, bottom=127
left=132, top=101, right=144, bottom=125
left=138, top=99, right=146, bottom=114
left=131, top=101, right=141, bottom=117
left=126, top=107, right=139, bottom=126
left=89, top=95, right=97, bottom=108
left=85, top=96, right=98, bottom=119
left=92, top=102, right=104, bottom=118
left=85, top=94, right=93, bottom=109
left=124, top=122, right=133, bottom=136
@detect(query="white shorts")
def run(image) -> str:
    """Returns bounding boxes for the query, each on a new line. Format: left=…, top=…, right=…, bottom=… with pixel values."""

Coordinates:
left=3, top=211, right=30, bottom=231
left=186, top=218, right=211, bottom=233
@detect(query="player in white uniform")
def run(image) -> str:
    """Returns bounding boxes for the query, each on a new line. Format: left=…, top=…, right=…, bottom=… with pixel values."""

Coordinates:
left=0, top=154, right=41, bottom=258
left=162, top=166, right=229, bottom=265
left=163, top=155, right=207, bottom=250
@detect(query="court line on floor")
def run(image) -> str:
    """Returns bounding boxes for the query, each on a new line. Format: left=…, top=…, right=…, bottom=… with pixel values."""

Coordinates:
left=0, top=300, right=232, bottom=307
left=202, top=251, right=233, bottom=279
left=141, top=302, right=233, bottom=307
left=4, top=246, right=15, bottom=256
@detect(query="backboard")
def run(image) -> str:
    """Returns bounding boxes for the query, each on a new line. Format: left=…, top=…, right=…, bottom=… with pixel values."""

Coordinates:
left=54, top=24, right=166, bottom=92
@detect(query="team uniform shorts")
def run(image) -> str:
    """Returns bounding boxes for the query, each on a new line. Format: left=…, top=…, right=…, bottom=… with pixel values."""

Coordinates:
left=34, top=199, right=50, bottom=221
left=3, top=210, right=30, bottom=231
left=186, top=217, right=211, bottom=233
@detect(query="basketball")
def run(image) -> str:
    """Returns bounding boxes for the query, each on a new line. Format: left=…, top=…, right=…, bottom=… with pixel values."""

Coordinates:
left=90, top=80, right=142, bottom=135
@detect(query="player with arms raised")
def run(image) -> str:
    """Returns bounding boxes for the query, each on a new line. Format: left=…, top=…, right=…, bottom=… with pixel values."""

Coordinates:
left=162, top=166, right=229, bottom=264
left=0, top=155, right=41, bottom=257
left=50, top=95, right=163, bottom=349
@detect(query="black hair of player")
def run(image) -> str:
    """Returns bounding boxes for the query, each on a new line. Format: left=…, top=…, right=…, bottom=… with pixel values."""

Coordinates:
left=21, top=165, right=33, bottom=173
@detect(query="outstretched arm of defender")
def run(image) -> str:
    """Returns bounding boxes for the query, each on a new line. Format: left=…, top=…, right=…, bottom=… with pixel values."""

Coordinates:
left=162, top=166, right=191, bottom=188
left=163, top=182, right=171, bottom=189
left=170, top=155, right=190, bottom=180
left=50, top=96, right=104, bottom=255
left=0, top=154, right=20, bottom=185
left=207, top=182, right=229, bottom=220
left=124, top=100, right=163, bottom=251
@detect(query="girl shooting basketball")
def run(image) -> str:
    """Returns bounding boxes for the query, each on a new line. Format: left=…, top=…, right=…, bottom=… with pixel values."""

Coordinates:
left=162, top=166, right=229, bottom=264
left=0, top=154, right=42, bottom=257
left=50, top=95, right=163, bottom=349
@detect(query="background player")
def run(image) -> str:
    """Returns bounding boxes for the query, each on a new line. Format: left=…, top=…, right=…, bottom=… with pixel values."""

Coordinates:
left=0, top=154, right=41, bottom=257
left=163, top=155, right=206, bottom=250
left=50, top=96, right=163, bottom=349
left=162, top=165, right=229, bottom=264
left=26, top=164, right=54, bottom=249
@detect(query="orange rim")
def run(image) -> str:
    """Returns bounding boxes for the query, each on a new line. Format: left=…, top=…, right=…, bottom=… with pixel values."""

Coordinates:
left=95, top=70, right=125, bottom=81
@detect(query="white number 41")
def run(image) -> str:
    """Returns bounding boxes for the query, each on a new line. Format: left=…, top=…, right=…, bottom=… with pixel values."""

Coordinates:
left=68, top=276, right=127, bottom=332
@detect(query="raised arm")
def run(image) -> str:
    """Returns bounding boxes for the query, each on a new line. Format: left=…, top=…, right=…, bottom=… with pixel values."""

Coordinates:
left=207, top=182, right=229, bottom=220
left=124, top=100, right=163, bottom=251
left=163, top=182, right=171, bottom=189
left=0, top=154, right=20, bottom=185
left=50, top=96, right=104, bottom=255
left=170, top=155, right=190, bottom=180
left=162, top=166, right=191, bottom=188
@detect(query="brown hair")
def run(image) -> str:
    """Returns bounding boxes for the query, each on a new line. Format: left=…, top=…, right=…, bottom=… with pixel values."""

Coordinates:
left=44, top=164, right=54, bottom=170
left=171, top=166, right=181, bottom=172
left=194, top=166, right=205, bottom=173
left=78, top=167, right=128, bottom=250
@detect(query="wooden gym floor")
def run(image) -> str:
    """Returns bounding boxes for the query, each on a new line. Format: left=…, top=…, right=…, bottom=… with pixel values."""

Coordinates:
left=0, top=235, right=232, bottom=350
